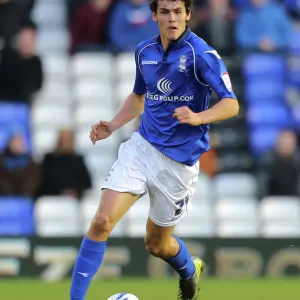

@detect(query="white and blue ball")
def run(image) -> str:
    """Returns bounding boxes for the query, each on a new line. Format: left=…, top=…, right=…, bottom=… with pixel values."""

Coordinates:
left=107, top=292, right=139, bottom=300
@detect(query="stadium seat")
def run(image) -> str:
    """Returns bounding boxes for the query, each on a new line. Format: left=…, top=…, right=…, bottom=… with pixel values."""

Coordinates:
left=31, top=104, right=71, bottom=127
left=127, top=194, right=150, bottom=237
left=215, top=197, right=258, bottom=220
left=36, top=29, right=69, bottom=54
left=80, top=198, right=126, bottom=236
left=42, top=55, right=69, bottom=80
left=37, top=220, right=80, bottom=237
left=260, top=196, right=300, bottom=221
left=115, top=52, right=136, bottom=80
left=287, top=56, right=300, bottom=86
left=0, top=102, right=30, bottom=126
left=119, top=121, right=138, bottom=141
left=247, top=105, right=293, bottom=128
left=74, top=106, right=116, bottom=127
left=35, top=196, right=79, bottom=219
left=243, top=54, right=286, bottom=79
left=290, top=26, right=300, bottom=53
left=35, top=196, right=80, bottom=237
left=0, top=197, right=34, bottom=218
left=73, top=81, right=114, bottom=106
left=0, top=102, right=32, bottom=151
left=32, top=2, right=66, bottom=27
left=0, top=197, right=35, bottom=235
left=262, top=221, right=300, bottom=237
left=174, top=203, right=215, bottom=237
left=175, top=219, right=215, bottom=237
left=0, top=126, right=9, bottom=151
left=71, top=53, right=114, bottom=79
left=32, top=127, right=59, bottom=159
left=37, top=80, right=71, bottom=103
left=84, top=151, right=117, bottom=179
left=217, top=220, right=259, bottom=237
left=213, top=173, right=258, bottom=198
left=117, top=82, right=135, bottom=104
left=245, top=81, right=285, bottom=105
left=74, top=126, right=120, bottom=154
left=193, top=173, right=214, bottom=203
left=248, top=127, right=281, bottom=156
left=0, top=220, right=35, bottom=235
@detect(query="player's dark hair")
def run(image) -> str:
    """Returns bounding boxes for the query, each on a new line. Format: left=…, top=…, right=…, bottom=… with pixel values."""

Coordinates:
left=149, top=0, right=193, bottom=13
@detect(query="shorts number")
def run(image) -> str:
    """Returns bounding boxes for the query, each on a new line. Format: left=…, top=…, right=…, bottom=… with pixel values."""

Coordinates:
left=175, top=196, right=189, bottom=216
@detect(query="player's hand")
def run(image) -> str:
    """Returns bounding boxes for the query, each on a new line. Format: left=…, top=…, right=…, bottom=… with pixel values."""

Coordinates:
left=89, top=120, right=115, bottom=145
left=173, top=106, right=203, bottom=126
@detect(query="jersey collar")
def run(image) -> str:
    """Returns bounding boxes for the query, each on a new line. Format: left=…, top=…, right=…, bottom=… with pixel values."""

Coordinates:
left=156, top=26, right=191, bottom=48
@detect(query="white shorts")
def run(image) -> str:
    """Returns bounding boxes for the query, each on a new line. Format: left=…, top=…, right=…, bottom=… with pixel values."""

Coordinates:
left=101, top=132, right=199, bottom=226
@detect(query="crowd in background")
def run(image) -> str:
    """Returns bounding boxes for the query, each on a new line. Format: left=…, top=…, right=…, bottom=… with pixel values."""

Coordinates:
left=0, top=0, right=299, bottom=204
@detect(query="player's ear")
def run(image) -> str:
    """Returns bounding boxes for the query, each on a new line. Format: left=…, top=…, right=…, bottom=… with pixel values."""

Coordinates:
left=152, top=11, right=158, bottom=22
left=185, top=9, right=191, bottom=22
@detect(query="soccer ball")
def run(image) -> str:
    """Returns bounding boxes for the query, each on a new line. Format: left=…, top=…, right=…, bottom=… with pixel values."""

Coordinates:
left=107, top=292, right=139, bottom=300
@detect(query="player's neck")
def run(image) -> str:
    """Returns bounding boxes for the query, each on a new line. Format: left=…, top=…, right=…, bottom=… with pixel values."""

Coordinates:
left=160, top=36, right=172, bottom=52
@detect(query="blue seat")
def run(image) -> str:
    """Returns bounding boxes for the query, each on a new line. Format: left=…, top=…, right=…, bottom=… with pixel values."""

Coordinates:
left=0, top=197, right=35, bottom=235
left=249, top=127, right=281, bottom=156
left=247, top=105, right=293, bottom=127
left=0, top=220, right=35, bottom=235
left=0, top=197, right=34, bottom=219
left=245, top=81, right=285, bottom=105
left=0, top=126, right=10, bottom=151
left=290, top=28, right=300, bottom=54
left=243, top=54, right=286, bottom=79
left=0, top=102, right=30, bottom=125
left=0, top=102, right=32, bottom=152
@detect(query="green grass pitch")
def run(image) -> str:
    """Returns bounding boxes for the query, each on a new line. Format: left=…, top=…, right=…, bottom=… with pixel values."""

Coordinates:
left=0, top=278, right=298, bottom=299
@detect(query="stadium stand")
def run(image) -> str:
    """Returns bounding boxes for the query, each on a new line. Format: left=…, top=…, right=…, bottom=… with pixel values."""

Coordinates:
left=0, top=0, right=299, bottom=238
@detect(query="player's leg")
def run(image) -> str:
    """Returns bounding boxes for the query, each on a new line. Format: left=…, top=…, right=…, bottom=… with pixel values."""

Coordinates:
left=70, top=136, right=147, bottom=300
left=145, top=215, right=204, bottom=300
left=144, top=218, right=197, bottom=279
left=70, top=190, right=139, bottom=300
left=144, top=152, right=204, bottom=299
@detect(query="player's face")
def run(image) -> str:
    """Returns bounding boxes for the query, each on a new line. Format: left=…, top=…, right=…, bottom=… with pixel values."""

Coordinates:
left=152, top=0, right=191, bottom=43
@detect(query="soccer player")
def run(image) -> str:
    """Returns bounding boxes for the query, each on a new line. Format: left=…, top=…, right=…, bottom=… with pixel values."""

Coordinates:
left=70, top=0, right=239, bottom=299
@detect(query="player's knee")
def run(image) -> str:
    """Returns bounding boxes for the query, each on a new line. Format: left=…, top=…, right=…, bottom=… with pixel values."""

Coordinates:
left=91, top=212, right=113, bottom=236
left=144, top=236, right=168, bottom=258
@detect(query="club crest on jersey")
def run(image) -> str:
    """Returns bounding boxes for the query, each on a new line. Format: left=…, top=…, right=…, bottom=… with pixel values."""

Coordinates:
left=178, top=55, right=187, bottom=72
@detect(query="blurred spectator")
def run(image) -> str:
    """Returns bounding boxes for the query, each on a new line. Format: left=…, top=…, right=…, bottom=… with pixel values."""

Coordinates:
left=191, top=0, right=237, bottom=56
left=259, top=130, right=300, bottom=196
left=70, top=0, right=113, bottom=53
left=0, top=20, right=43, bottom=105
left=0, top=0, right=35, bottom=44
left=235, top=0, right=292, bottom=53
left=0, top=130, right=40, bottom=197
left=108, top=0, right=158, bottom=52
left=39, top=129, right=92, bottom=199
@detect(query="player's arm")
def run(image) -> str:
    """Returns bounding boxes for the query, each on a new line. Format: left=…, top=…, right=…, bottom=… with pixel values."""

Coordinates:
left=196, top=97, right=239, bottom=124
left=196, top=50, right=239, bottom=124
left=90, top=47, right=146, bottom=143
left=90, top=92, right=144, bottom=144
left=109, top=92, right=145, bottom=131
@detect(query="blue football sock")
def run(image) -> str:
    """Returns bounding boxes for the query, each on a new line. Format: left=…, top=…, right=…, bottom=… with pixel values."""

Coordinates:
left=70, top=237, right=106, bottom=300
left=165, top=237, right=195, bottom=280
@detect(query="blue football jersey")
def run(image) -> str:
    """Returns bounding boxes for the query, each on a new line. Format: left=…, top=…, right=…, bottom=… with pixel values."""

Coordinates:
left=133, top=27, right=237, bottom=166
